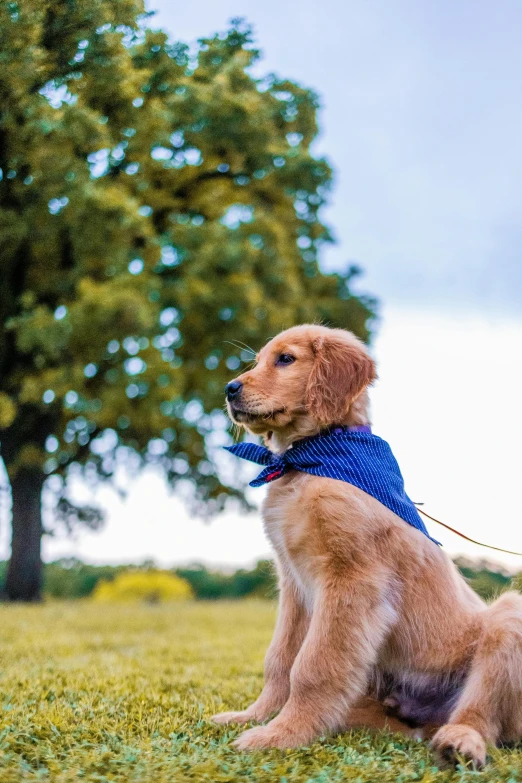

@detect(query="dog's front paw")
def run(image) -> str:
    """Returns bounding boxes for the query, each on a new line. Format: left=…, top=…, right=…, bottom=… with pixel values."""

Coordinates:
left=233, top=721, right=314, bottom=751
left=211, top=710, right=255, bottom=725
left=233, top=725, right=286, bottom=751
left=432, top=723, right=487, bottom=769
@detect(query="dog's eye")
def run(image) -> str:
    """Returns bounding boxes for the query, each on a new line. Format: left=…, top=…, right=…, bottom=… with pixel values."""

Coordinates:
left=276, top=353, right=296, bottom=366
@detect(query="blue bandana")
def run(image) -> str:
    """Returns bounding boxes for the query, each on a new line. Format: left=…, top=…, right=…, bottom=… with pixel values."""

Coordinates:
left=226, top=426, right=439, bottom=545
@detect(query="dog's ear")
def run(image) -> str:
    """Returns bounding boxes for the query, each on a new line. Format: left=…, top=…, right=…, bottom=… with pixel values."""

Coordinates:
left=305, top=333, right=376, bottom=425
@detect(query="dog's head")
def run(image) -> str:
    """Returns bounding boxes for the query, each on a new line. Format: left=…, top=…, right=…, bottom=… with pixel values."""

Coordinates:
left=225, top=325, right=376, bottom=447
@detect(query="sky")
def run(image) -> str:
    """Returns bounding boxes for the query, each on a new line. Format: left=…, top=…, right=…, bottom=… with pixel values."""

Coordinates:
left=149, top=0, right=522, bottom=316
left=2, top=1, right=522, bottom=570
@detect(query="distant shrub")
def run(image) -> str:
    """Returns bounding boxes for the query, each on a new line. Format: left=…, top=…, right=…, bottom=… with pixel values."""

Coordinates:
left=0, top=558, right=277, bottom=600
left=44, top=558, right=128, bottom=598
left=512, top=573, right=522, bottom=594
left=92, top=570, right=193, bottom=604
left=454, top=557, right=512, bottom=600
left=177, top=559, right=277, bottom=600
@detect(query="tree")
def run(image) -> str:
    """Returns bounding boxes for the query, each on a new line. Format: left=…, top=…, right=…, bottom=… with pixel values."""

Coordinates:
left=0, top=0, right=377, bottom=601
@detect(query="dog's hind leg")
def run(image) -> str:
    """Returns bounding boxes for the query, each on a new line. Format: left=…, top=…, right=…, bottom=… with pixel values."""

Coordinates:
left=345, top=696, right=422, bottom=737
left=432, top=591, right=522, bottom=768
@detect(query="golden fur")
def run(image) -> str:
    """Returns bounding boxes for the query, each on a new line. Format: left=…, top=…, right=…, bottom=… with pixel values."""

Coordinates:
left=212, top=324, right=522, bottom=767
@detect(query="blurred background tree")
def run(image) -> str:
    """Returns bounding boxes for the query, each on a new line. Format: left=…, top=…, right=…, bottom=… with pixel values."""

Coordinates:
left=0, top=0, right=376, bottom=601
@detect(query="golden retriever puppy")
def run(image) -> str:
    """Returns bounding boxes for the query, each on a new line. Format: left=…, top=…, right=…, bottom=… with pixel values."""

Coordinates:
left=211, top=324, right=522, bottom=767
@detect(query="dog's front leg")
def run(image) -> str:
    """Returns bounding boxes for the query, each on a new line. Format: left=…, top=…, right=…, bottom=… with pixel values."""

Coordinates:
left=234, top=579, right=394, bottom=750
left=212, top=578, right=309, bottom=725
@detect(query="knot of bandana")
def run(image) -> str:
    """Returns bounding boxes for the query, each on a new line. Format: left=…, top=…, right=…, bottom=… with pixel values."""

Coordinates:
left=224, top=442, right=289, bottom=486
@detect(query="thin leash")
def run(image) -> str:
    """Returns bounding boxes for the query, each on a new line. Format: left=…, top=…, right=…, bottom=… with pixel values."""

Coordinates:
left=416, top=506, right=522, bottom=557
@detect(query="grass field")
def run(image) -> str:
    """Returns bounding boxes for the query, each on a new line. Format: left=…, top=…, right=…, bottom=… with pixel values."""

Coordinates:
left=1, top=601, right=521, bottom=782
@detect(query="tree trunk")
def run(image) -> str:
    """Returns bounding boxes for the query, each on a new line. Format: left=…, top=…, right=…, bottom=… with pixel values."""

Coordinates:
left=3, top=467, right=45, bottom=601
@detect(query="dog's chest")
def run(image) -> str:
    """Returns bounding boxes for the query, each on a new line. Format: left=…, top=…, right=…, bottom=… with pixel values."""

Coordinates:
left=262, top=477, right=318, bottom=609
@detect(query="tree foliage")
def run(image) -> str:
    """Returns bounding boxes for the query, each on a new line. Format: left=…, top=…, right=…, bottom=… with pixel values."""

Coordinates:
left=0, top=0, right=376, bottom=598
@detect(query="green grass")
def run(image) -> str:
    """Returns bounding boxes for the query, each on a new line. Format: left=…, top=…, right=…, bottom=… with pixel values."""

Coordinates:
left=0, top=601, right=521, bottom=782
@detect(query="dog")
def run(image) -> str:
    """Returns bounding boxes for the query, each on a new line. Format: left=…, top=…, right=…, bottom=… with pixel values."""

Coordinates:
left=211, top=324, right=522, bottom=767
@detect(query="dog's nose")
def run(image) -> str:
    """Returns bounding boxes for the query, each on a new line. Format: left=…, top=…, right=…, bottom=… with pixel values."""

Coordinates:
left=225, top=380, right=243, bottom=401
